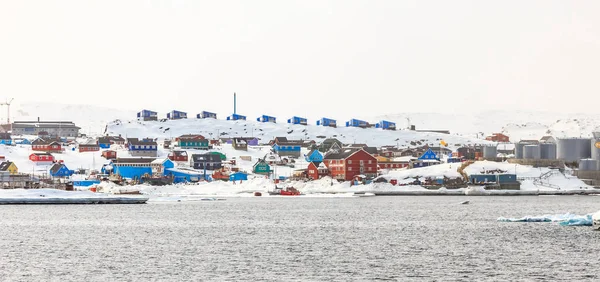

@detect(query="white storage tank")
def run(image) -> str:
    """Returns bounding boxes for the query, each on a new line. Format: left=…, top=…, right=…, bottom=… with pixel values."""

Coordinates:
left=579, top=159, right=598, bottom=171
left=483, top=145, right=497, bottom=159
left=556, top=138, right=591, bottom=162
left=515, top=143, right=526, bottom=159
left=540, top=143, right=557, bottom=160
left=523, top=145, right=540, bottom=159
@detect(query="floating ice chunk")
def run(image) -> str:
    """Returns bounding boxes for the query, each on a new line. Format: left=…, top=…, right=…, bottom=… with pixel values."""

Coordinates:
left=497, top=213, right=593, bottom=226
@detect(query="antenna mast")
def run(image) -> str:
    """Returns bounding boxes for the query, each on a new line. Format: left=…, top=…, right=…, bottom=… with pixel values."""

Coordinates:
left=0, top=98, right=14, bottom=124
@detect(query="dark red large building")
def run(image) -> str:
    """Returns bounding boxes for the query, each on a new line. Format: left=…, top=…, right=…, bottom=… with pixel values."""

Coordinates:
left=323, top=148, right=378, bottom=181
left=31, top=138, right=62, bottom=152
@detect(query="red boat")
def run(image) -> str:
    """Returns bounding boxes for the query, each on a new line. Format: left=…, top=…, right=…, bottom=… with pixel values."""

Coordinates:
left=269, top=186, right=301, bottom=196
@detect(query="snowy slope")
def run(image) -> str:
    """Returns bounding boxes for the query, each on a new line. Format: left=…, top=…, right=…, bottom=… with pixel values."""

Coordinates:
left=5, top=102, right=600, bottom=142
left=105, top=118, right=492, bottom=149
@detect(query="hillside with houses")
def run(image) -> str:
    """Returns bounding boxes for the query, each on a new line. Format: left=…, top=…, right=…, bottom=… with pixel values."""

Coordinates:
left=0, top=106, right=596, bottom=195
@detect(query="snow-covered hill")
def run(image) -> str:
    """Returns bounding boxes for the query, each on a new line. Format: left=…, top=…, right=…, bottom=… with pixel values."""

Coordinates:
left=105, top=118, right=492, bottom=149
left=4, top=102, right=600, bottom=142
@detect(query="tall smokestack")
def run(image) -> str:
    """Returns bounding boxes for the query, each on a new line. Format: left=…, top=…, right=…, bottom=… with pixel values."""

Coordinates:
left=234, top=92, right=236, bottom=115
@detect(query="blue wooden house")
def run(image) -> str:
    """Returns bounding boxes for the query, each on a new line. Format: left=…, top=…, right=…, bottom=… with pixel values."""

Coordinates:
left=49, top=162, right=74, bottom=178
left=0, top=133, right=12, bottom=145
left=375, top=120, right=396, bottom=130
left=345, top=119, right=369, bottom=128
left=229, top=172, right=248, bottom=181
left=108, top=158, right=154, bottom=179
left=137, top=110, right=158, bottom=121
left=257, top=115, right=276, bottom=123
left=287, top=116, right=307, bottom=125
left=126, top=138, right=158, bottom=157
left=197, top=111, right=217, bottom=119
left=167, top=110, right=187, bottom=120
left=227, top=114, right=246, bottom=121
left=316, top=118, right=337, bottom=127
left=419, top=148, right=439, bottom=160
left=272, top=137, right=302, bottom=157
left=305, top=149, right=323, bottom=163
left=165, top=167, right=209, bottom=183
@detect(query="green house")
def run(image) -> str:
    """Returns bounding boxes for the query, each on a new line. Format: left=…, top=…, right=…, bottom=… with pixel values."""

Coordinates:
left=253, top=159, right=271, bottom=174
left=178, top=134, right=209, bottom=150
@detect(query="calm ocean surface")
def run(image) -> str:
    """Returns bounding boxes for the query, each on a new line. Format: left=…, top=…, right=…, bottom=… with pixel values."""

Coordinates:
left=0, top=196, right=599, bottom=281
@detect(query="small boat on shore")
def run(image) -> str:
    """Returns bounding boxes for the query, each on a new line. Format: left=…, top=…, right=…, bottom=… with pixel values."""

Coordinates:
left=269, top=186, right=301, bottom=196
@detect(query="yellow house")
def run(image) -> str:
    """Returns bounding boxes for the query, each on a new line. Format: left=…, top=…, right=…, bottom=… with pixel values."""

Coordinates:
left=0, top=161, right=18, bottom=175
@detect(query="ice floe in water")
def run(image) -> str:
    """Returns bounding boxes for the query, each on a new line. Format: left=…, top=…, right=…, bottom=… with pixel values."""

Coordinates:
left=497, top=213, right=593, bottom=226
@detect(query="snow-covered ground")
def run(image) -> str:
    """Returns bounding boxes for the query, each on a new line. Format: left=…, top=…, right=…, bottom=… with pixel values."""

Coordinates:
left=105, top=118, right=492, bottom=150
left=5, top=102, right=600, bottom=141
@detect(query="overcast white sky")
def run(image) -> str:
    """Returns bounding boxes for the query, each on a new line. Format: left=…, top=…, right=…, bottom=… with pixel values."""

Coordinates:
left=1, top=1, right=599, bottom=122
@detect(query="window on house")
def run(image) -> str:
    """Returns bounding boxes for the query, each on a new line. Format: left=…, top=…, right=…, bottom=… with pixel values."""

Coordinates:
left=368, top=160, right=372, bottom=164
left=348, top=160, right=352, bottom=164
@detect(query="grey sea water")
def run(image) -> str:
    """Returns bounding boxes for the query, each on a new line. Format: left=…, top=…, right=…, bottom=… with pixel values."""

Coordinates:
left=0, top=196, right=598, bottom=281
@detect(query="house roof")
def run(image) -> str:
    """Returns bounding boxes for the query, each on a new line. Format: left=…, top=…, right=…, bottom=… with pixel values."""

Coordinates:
left=324, top=148, right=362, bottom=160
left=79, top=143, right=98, bottom=147
left=98, top=136, right=125, bottom=143
left=12, top=121, right=80, bottom=129
left=31, top=152, right=53, bottom=156
left=0, top=161, right=14, bottom=171
left=127, top=138, right=157, bottom=146
left=112, top=158, right=156, bottom=164
left=178, top=134, right=206, bottom=140
left=50, top=163, right=68, bottom=174
left=170, top=150, right=188, bottom=157
left=151, top=158, right=171, bottom=165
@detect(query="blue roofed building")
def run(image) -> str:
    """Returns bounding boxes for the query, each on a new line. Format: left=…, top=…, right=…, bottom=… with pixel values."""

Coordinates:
left=0, top=133, right=12, bottom=145
left=167, top=110, right=187, bottom=120
left=305, top=149, right=324, bottom=163
left=287, top=116, right=307, bottom=125
left=49, top=162, right=74, bottom=178
left=271, top=137, right=302, bottom=158
left=229, top=172, right=248, bottom=181
left=316, top=118, right=337, bottom=127
left=345, top=119, right=369, bottom=128
left=375, top=120, right=396, bottom=130
left=197, top=111, right=217, bottom=119
left=137, top=110, right=158, bottom=121
left=227, top=114, right=246, bottom=121
left=126, top=138, right=158, bottom=157
left=109, top=158, right=154, bottom=179
left=257, top=115, right=276, bottom=123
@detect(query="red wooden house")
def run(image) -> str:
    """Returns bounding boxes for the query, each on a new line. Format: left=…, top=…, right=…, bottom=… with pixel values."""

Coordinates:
left=79, top=143, right=99, bottom=152
left=306, top=162, right=329, bottom=180
left=168, top=150, right=189, bottom=162
left=323, top=148, right=378, bottom=181
left=29, top=152, right=55, bottom=164
left=31, top=138, right=62, bottom=152
left=377, top=161, right=409, bottom=170
left=101, top=150, right=117, bottom=160
left=485, top=133, right=510, bottom=142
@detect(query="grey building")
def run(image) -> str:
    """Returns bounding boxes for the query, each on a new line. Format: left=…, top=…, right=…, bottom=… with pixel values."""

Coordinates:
left=191, top=154, right=222, bottom=170
left=11, top=120, right=80, bottom=137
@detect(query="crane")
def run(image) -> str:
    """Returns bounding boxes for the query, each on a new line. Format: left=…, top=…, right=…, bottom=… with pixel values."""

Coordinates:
left=0, top=98, right=14, bottom=124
